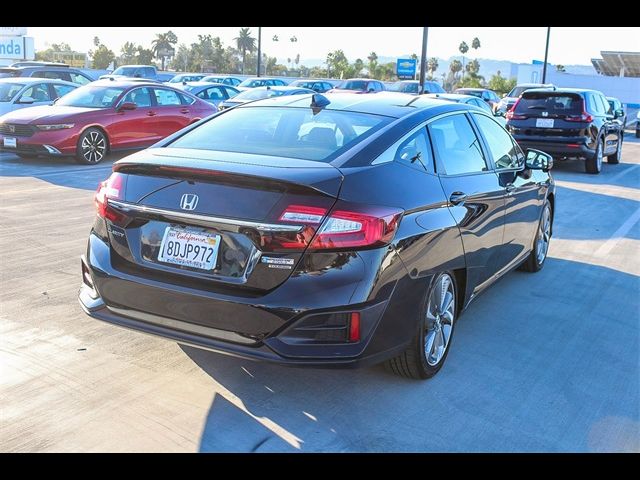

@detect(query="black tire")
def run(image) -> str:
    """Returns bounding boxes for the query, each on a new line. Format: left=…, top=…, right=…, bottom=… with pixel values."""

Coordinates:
left=386, top=272, right=457, bottom=380
left=585, top=137, right=603, bottom=174
left=636, top=127, right=640, bottom=139
left=607, top=134, right=622, bottom=164
left=75, top=128, right=108, bottom=165
left=521, top=201, right=552, bottom=273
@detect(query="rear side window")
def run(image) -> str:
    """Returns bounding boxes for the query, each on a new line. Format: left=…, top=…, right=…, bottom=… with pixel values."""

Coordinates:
left=393, top=128, right=433, bottom=172
left=168, top=106, right=391, bottom=162
left=38, top=70, right=70, bottom=82
left=153, top=88, right=181, bottom=106
left=428, top=114, right=487, bottom=175
left=69, top=72, right=91, bottom=85
left=515, top=92, right=583, bottom=115
left=52, top=83, right=76, bottom=98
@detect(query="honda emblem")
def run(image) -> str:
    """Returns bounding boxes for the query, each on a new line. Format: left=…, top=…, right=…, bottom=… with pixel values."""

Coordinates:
left=180, top=193, right=199, bottom=211
left=541, top=111, right=549, bottom=117
left=9, top=125, right=15, bottom=133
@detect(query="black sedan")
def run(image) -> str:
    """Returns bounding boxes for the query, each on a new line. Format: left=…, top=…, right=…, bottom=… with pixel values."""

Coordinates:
left=80, top=92, right=555, bottom=379
left=217, top=86, right=314, bottom=110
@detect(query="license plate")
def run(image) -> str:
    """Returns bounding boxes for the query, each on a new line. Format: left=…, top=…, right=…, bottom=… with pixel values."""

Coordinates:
left=3, top=137, right=17, bottom=148
left=158, top=227, right=221, bottom=270
left=536, top=118, right=554, bottom=128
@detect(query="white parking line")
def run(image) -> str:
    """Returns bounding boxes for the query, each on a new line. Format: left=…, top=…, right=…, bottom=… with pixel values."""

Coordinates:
left=594, top=206, right=640, bottom=258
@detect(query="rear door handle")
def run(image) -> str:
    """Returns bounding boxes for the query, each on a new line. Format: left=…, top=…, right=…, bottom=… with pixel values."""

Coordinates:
left=147, top=111, right=156, bottom=116
left=505, top=183, right=517, bottom=194
left=180, top=108, right=189, bottom=114
left=449, top=192, right=468, bottom=205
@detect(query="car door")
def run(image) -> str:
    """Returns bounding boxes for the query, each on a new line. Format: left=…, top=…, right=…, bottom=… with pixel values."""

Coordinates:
left=16, top=82, right=55, bottom=108
left=151, top=87, right=190, bottom=137
left=111, top=87, right=158, bottom=147
left=429, top=112, right=507, bottom=294
left=471, top=112, right=541, bottom=273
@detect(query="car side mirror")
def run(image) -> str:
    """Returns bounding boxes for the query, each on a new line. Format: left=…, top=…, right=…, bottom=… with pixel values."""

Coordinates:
left=614, top=108, right=624, bottom=119
left=525, top=149, right=553, bottom=172
left=117, top=102, right=137, bottom=111
left=17, top=96, right=36, bottom=104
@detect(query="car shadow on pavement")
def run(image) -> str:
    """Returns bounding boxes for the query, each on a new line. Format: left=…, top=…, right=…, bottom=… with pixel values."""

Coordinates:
left=0, top=151, right=131, bottom=191
left=182, top=257, right=639, bottom=453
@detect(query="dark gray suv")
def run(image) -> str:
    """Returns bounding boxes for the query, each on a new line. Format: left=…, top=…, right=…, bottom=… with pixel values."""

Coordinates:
left=0, top=66, right=94, bottom=85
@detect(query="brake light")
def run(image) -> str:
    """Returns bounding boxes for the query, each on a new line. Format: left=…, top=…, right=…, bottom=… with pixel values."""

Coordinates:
left=310, top=203, right=403, bottom=250
left=260, top=202, right=403, bottom=252
left=349, top=312, right=361, bottom=342
left=506, top=98, right=525, bottom=120
left=95, top=172, right=125, bottom=221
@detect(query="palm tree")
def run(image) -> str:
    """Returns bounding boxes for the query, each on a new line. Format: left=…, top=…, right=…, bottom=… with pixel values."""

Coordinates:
left=472, top=37, right=481, bottom=51
left=151, top=31, right=178, bottom=70
left=427, top=57, right=439, bottom=79
left=367, top=51, right=378, bottom=78
left=234, top=27, right=256, bottom=74
left=459, top=41, right=469, bottom=81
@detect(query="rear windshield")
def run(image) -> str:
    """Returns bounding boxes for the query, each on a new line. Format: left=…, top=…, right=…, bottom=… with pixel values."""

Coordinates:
left=168, top=106, right=392, bottom=162
left=514, top=92, right=583, bottom=115
left=389, top=82, right=418, bottom=94
left=339, top=80, right=367, bottom=91
left=457, top=89, right=483, bottom=98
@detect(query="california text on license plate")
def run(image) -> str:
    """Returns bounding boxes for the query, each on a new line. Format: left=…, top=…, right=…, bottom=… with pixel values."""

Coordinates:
left=158, top=227, right=221, bottom=270
left=536, top=118, right=554, bottom=128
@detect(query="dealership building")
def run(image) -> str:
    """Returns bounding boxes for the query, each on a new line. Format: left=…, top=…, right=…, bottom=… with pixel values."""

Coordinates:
left=0, top=27, right=35, bottom=67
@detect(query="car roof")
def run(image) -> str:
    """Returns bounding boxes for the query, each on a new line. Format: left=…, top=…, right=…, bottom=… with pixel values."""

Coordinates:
left=240, top=91, right=469, bottom=118
left=516, top=83, right=555, bottom=87
left=183, top=81, right=229, bottom=88
left=115, top=64, right=154, bottom=68
left=292, top=79, right=331, bottom=83
left=248, top=86, right=311, bottom=92
left=605, top=96, right=619, bottom=101
left=523, top=87, right=598, bottom=94
left=0, top=76, right=76, bottom=85
left=204, top=74, right=239, bottom=78
left=342, top=78, right=377, bottom=82
left=90, top=79, right=165, bottom=88
left=425, top=93, right=477, bottom=102
left=455, top=87, right=488, bottom=92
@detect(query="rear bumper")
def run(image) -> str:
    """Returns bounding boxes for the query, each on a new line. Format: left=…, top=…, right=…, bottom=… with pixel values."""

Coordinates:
left=513, top=137, right=594, bottom=158
left=79, top=233, right=413, bottom=367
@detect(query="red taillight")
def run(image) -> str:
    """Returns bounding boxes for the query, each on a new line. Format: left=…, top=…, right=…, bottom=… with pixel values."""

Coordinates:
left=95, top=172, right=125, bottom=221
left=349, top=312, right=361, bottom=342
left=563, top=99, right=593, bottom=122
left=506, top=98, right=525, bottom=120
left=310, top=206, right=402, bottom=250
left=261, top=202, right=403, bottom=252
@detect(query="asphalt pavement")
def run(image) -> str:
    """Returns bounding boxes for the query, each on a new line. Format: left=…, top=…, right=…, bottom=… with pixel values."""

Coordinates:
left=1, top=139, right=638, bottom=452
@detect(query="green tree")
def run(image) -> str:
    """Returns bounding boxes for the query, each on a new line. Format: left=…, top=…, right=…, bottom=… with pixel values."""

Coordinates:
left=376, top=62, right=396, bottom=81
left=459, top=41, right=469, bottom=81
left=171, top=44, right=193, bottom=72
left=135, top=46, right=154, bottom=65
left=427, top=57, right=439, bottom=79
left=120, top=42, right=137, bottom=64
left=265, top=56, right=278, bottom=75
left=90, top=44, right=115, bottom=69
left=234, top=27, right=256, bottom=74
left=367, top=51, right=378, bottom=78
left=93, top=36, right=100, bottom=47
left=487, top=70, right=516, bottom=95
left=151, top=31, right=178, bottom=70
left=471, top=37, right=481, bottom=51
left=327, top=49, right=349, bottom=79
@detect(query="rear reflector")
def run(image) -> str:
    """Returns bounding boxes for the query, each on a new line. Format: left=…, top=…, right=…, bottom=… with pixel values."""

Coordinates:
left=349, top=312, right=361, bottom=342
left=567, top=144, right=580, bottom=147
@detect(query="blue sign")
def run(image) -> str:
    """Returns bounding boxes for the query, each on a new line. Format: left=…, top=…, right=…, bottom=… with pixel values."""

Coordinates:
left=396, top=58, right=417, bottom=79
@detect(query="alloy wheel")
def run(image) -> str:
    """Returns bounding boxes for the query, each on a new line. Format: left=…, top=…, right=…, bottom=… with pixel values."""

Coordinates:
left=81, top=131, right=106, bottom=163
left=536, top=204, right=551, bottom=264
left=424, top=273, right=455, bottom=366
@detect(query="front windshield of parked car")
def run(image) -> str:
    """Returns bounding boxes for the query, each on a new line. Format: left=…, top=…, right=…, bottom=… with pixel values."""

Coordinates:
left=235, top=89, right=287, bottom=101
left=203, top=77, right=222, bottom=83
left=340, top=80, right=367, bottom=91
left=56, top=85, right=126, bottom=108
left=239, top=79, right=266, bottom=88
left=459, top=89, right=483, bottom=98
left=0, top=82, right=25, bottom=102
left=168, top=106, right=392, bottom=162
left=112, top=67, right=139, bottom=76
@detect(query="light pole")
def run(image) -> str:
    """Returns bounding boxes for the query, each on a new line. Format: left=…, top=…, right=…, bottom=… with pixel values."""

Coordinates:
left=419, top=27, right=429, bottom=94
left=542, top=27, right=551, bottom=84
left=256, top=27, right=262, bottom=77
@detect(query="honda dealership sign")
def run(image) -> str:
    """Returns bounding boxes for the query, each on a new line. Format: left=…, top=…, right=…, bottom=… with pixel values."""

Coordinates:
left=0, top=27, right=34, bottom=65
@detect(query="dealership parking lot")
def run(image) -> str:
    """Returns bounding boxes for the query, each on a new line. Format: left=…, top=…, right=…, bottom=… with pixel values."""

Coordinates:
left=1, top=138, right=639, bottom=452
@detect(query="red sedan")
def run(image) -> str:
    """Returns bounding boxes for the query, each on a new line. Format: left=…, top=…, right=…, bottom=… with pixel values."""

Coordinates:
left=0, top=79, right=216, bottom=164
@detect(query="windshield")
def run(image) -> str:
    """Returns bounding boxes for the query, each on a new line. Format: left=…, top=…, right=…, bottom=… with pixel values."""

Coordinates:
left=234, top=89, right=287, bottom=101
left=239, top=79, right=268, bottom=88
left=388, top=82, right=418, bottom=93
left=168, top=106, right=392, bottom=162
left=339, top=80, right=367, bottom=91
left=203, top=77, right=222, bottom=83
left=56, top=85, right=126, bottom=108
left=514, top=92, right=583, bottom=115
left=112, top=67, right=139, bottom=76
left=0, top=82, right=25, bottom=102
left=458, top=89, right=483, bottom=98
